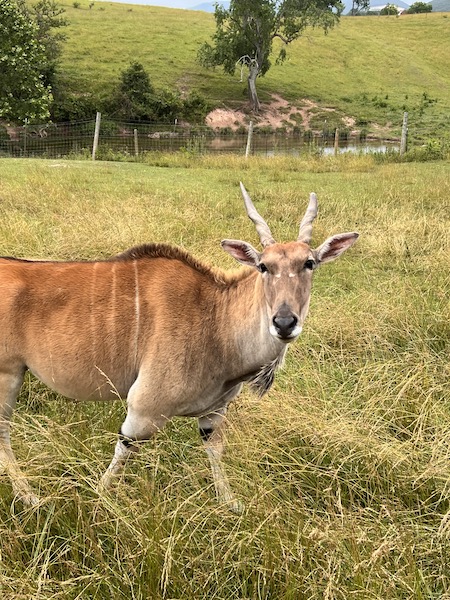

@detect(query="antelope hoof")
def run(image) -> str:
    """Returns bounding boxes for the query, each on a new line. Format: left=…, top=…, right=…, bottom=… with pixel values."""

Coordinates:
left=97, top=472, right=117, bottom=495
left=16, top=490, right=40, bottom=508
left=230, top=499, right=244, bottom=515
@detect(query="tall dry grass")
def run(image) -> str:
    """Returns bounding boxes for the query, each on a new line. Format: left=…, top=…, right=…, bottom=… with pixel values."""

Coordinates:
left=0, top=155, right=449, bottom=599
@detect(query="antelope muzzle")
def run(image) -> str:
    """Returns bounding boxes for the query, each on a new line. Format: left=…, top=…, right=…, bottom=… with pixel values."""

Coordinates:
left=270, top=304, right=302, bottom=341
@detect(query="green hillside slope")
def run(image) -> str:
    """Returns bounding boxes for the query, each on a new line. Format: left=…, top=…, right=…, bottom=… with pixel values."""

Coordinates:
left=58, top=1, right=449, bottom=131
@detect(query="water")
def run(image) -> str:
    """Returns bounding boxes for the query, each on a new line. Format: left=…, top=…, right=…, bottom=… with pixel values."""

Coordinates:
left=0, top=123, right=399, bottom=158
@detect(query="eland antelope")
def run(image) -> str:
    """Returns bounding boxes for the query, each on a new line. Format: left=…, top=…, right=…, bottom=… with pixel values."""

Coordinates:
left=0, top=183, right=358, bottom=510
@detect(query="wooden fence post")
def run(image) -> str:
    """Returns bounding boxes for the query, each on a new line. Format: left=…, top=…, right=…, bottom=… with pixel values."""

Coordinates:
left=23, top=118, right=28, bottom=156
left=400, top=112, right=408, bottom=155
left=334, top=128, right=339, bottom=155
left=134, top=128, right=139, bottom=157
left=92, top=112, right=101, bottom=160
left=245, top=121, right=254, bottom=158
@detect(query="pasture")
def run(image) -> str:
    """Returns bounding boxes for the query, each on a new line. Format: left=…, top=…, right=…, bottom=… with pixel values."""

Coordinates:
left=0, top=154, right=449, bottom=599
left=56, top=2, right=450, bottom=135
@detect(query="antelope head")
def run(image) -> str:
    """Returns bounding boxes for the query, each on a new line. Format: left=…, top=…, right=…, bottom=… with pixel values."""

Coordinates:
left=222, top=183, right=359, bottom=343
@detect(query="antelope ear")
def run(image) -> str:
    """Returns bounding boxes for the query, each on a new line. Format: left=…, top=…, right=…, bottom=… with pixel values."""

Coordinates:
left=221, top=239, right=261, bottom=268
left=315, top=232, right=359, bottom=265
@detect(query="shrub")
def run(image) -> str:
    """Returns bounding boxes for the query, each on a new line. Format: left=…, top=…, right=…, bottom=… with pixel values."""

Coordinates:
left=181, top=90, right=211, bottom=123
left=111, top=62, right=157, bottom=121
left=407, top=1, right=432, bottom=13
left=380, top=4, right=399, bottom=14
left=50, top=88, right=98, bottom=121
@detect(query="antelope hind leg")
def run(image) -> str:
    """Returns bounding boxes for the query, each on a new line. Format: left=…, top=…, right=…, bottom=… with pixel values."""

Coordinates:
left=98, top=384, right=166, bottom=493
left=0, top=370, right=39, bottom=506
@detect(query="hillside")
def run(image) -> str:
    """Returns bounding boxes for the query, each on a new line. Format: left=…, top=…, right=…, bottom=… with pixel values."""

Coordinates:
left=57, top=2, right=449, bottom=133
left=429, top=0, right=450, bottom=11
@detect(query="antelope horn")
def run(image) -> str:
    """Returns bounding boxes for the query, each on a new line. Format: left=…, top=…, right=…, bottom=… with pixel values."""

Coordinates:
left=297, top=193, right=318, bottom=244
left=240, top=182, right=275, bottom=247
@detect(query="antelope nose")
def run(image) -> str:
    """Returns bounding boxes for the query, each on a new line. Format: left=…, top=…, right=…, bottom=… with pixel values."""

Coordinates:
left=272, top=313, right=298, bottom=339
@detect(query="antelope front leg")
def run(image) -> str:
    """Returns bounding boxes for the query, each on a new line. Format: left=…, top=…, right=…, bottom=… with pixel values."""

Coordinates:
left=198, top=407, right=243, bottom=514
left=97, top=437, right=138, bottom=493
left=98, top=379, right=166, bottom=493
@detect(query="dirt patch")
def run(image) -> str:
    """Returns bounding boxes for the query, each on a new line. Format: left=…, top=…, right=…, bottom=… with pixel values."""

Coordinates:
left=205, top=94, right=343, bottom=133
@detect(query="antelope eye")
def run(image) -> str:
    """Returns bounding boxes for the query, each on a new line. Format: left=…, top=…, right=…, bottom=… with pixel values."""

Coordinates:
left=259, top=263, right=268, bottom=273
left=304, top=259, right=315, bottom=270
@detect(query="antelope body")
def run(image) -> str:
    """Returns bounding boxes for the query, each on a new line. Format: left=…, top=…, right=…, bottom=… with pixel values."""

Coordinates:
left=0, top=184, right=358, bottom=510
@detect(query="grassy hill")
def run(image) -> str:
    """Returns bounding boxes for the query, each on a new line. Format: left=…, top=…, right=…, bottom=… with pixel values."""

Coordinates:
left=56, top=1, right=450, bottom=134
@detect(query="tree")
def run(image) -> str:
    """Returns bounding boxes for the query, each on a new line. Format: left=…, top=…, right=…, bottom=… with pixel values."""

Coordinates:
left=0, top=0, right=52, bottom=122
left=26, top=0, right=68, bottom=87
left=198, top=0, right=343, bottom=112
left=380, top=3, right=399, bottom=13
left=349, top=0, right=369, bottom=15
left=112, top=62, right=157, bottom=121
left=406, top=1, right=432, bottom=12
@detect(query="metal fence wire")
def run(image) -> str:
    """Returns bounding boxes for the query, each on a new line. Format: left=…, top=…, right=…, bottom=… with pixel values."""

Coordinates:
left=0, top=114, right=447, bottom=159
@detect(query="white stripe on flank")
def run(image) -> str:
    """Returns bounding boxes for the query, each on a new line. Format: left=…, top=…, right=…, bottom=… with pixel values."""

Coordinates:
left=90, top=262, right=98, bottom=360
left=133, top=260, right=140, bottom=364
left=110, top=262, right=117, bottom=363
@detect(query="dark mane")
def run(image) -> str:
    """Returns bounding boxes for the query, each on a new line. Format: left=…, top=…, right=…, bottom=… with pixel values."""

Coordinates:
left=112, top=243, right=252, bottom=287
left=1, top=243, right=254, bottom=287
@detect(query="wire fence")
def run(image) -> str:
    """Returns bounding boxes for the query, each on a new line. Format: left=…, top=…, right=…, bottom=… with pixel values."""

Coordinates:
left=0, top=114, right=448, bottom=159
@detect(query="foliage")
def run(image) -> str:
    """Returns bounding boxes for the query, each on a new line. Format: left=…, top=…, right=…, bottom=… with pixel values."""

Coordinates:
left=107, top=62, right=210, bottom=124
left=111, top=61, right=157, bottom=121
left=198, top=0, right=343, bottom=110
left=348, top=0, right=369, bottom=14
left=23, top=0, right=68, bottom=88
left=0, top=0, right=66, bottom=123
left=380, top=3, right=399, bottom=14
left=373, top=138, right=449, bottom=162
left=0, top=0, right=53, bottom=122
left=181, top=90, right=212, bottom=123
left=50, top=87, right=98, bottom=121
left=406, top=1, right=432, bottom=12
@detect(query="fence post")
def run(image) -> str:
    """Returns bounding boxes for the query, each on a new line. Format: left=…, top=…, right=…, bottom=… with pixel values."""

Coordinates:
left=245, top=121, right=254, bottom=158
left=400, top=112, right=408, bottom=155
left=23, top=118, right=28, bottom=156
left=134, top=128, right=139, bottom=157
left=334, top=128, right=339, bottom=155
left=92, top=111, right=101, bottom=160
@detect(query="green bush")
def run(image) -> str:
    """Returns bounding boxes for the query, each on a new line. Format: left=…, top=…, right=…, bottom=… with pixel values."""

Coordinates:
left=181, top=90, right=211, bottom=123
left=50, top=86, right=98, bottom=121
left=373, top=139, right=448, bottom=163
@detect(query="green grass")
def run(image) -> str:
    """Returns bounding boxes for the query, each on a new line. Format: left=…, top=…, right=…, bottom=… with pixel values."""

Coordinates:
left=0, top=154, right=449, bottom=598
left=55, top=1, right=450, bottom=136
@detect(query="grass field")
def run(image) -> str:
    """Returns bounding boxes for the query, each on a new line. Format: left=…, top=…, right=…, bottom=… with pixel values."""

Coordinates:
left=0, top=154, right=449, bottom=599
left=55, top=1, right=450, bottom=135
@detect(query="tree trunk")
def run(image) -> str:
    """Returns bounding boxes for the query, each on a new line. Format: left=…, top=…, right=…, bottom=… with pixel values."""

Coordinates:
left=247, top=63, right=260, bottom=112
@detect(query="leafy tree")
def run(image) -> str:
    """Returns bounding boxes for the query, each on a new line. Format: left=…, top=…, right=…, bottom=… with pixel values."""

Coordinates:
left=27, top=0, right=68, bottom=87
left=112, top=62, right=157, bottom=121
left=407, top=1, right=432, bottom=12
left=380, top=3, right=399, bottom=13
left=0, top=0, right=52, bottom=122
left=198, top=0, right=343, bottom=111
left=349, top=0, right=369, bottom=15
